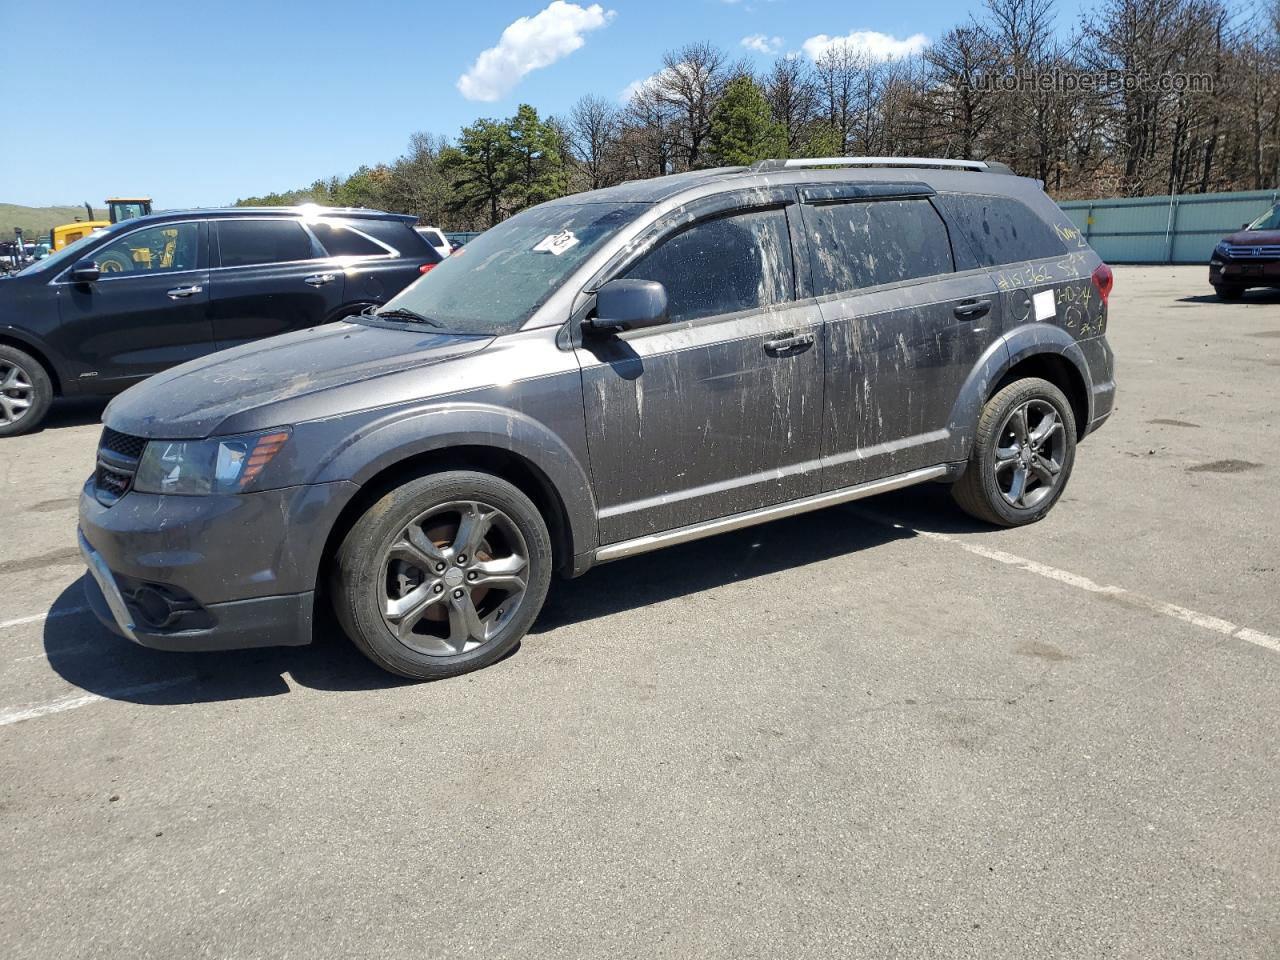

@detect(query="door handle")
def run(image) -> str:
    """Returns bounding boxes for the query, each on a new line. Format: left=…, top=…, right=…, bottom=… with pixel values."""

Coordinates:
left=953, top=298, right=992, bottom=320
left=305, top=273, right=337, bottom=286
left=166, top=284, right=202, bottom=299
left=763, top=332, right=815, bottom=355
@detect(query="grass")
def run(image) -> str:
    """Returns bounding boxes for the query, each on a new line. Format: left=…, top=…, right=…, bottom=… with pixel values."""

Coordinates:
left=0, top=203, right=104, bottom=241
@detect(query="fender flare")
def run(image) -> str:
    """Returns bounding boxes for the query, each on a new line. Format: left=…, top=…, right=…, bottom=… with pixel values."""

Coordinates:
left=946, top=324, right=1094, bottom=459
left=307, top=401, right=599, bottom=562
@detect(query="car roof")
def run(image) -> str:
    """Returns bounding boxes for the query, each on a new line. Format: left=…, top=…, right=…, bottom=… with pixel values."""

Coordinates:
left=544, top=161, right=1044, bottom=207
left=120, top=206, right=417, bottom=227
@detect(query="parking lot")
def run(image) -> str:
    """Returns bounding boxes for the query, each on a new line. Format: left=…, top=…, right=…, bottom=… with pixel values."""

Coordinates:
left=0, top=265, right=1277, bottom=958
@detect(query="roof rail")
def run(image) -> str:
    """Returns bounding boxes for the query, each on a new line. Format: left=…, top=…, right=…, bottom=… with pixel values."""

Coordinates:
left=749, top=157, right=1012, bottom=174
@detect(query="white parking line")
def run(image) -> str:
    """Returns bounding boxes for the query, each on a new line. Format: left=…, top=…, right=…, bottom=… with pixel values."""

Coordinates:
left=0, top=606, right=87, bottom=631
left=0, top=677, right=196, bottom=727
left=847, top=506, right=1280, bottom=656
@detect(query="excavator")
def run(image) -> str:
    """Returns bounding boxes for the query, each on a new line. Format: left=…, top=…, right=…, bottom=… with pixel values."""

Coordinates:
left=50, top=197, right=153, bottom=251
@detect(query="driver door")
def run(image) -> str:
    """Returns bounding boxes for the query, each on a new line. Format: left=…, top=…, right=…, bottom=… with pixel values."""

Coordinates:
left=53, top=220, right=213, bottom=390
left=576, top=194, right=826, bottom=545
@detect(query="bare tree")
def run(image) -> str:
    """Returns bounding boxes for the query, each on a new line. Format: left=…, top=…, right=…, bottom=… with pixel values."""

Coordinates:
left=566, top=95, right=622, bottom=190
left=763, top=55, right=820, bottom=155
left=655, top=42, right=731, bottom=169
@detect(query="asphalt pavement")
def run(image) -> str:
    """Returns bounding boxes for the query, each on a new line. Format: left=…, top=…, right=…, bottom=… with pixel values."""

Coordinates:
left=1, top=266, right=1277, bottom=959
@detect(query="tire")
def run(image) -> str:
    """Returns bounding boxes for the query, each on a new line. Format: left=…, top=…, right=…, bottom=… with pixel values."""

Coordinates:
left=97, top=250, right=134, bottom=274
left=951, top=377, right=1077, bottom=528
left=1214, top=284, right=1244, bottom=301
left=0, top=344, right=54, bottom=437
left=331, top=470, right=553, bottom=680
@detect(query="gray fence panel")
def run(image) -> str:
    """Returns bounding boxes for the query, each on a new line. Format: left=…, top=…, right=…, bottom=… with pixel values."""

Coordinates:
left=1059, top=189, right=1279, bottom=264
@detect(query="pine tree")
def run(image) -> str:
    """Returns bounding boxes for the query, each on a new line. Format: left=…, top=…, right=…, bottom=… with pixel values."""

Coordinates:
left=707, top=75, right=787, bottom=166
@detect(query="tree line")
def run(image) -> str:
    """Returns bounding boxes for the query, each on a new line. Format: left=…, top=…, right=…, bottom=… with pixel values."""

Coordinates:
left=237, top=0, right=1280, bottom=230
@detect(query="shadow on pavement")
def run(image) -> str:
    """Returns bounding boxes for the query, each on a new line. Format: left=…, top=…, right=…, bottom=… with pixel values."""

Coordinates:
left=44, top=484, right=987, bottom=706
left=1177, top=288, right=1280, bottom=305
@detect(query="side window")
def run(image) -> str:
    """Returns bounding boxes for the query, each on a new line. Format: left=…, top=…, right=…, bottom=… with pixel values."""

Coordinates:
left=310, top=221, right=389, bottom=258
left=933, top=193, right=1067, bottom=268
left=806, top=198, right=954, bottom=296
left=217, top=219, right=317, bottom=268
left=621, top=208, right=795, bottom=324
left=92, top=222, right=203, bottom=276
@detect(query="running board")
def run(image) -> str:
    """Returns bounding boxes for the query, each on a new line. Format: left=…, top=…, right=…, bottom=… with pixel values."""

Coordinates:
left=594, top=465, right=950, bottom=562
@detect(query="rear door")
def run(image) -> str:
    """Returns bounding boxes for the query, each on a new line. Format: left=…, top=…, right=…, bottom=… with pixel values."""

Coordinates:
left=799, top=186, right=1000, bottom=488
left=53, top=219, right=213, bottom=389
left=209, top=217, right=346, bottom=349
left=576, top=192, right=826, bottom=543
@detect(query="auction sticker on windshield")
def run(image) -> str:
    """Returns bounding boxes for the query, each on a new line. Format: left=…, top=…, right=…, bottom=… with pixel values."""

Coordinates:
left=533, top=231, right=580, bottom=256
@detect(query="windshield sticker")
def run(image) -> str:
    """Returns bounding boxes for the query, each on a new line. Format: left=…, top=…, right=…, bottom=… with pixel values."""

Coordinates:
left=533, top=230, right=580, bottom=256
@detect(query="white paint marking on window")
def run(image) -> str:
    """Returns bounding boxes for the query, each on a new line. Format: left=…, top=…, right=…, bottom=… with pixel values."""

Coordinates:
left=0, top=606, right=88, bottom=631
left=0, top=677, right=195, bottom=728
left=848, top=506, right=1280, bottom=656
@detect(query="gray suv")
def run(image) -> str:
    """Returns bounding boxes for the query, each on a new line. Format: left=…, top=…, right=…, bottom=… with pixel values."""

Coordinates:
left=77, top=158, right=1117, bottom=680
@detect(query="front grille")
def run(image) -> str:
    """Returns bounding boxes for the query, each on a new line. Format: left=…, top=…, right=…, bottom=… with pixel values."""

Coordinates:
left=101, top=426, right=147, bottom=459
left=1223, top=244, right=1280, bottom=260
left=94, top=428, right=147, bottom=506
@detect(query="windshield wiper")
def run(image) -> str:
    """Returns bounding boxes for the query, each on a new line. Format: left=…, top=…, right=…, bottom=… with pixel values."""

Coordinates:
left=369, top=306, right=445, bottom=328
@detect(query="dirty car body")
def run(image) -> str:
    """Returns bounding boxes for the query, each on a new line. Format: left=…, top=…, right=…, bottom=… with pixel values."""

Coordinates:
left=78, top=161, right=1117, bottom=678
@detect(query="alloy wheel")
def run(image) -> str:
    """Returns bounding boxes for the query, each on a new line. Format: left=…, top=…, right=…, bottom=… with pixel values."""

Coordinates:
left=0, top=361, right=34, bottom=426
left=993, top=398, right=1066, bottom=509
left=379, top=500, right=530, bottom=657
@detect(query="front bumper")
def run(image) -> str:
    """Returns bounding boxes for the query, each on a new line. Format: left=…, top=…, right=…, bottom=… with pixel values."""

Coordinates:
left=1210, top=259, right=1280, bottom=286
left=78, top=478, right=357, bottom=651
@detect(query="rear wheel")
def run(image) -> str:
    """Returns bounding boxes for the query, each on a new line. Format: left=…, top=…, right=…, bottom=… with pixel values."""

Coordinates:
left=952, top=377, right=1077, bottom=527
left=1213, top=283, right=1244, bottom=301
left=331, top=471, right=552, bottom=680
left=0, top=345, right=54, bottom=437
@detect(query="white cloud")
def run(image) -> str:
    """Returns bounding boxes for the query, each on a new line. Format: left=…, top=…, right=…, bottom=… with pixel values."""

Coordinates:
left=457, top=2, right=615, bottom=102
left=801, top=30, right=929, bottom=63
left=741, top=34, right=783, bottom=55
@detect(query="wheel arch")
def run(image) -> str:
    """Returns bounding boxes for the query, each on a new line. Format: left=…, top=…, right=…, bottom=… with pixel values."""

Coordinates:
left=306, top=406, right=598, bottom=591
left=0, top=327, right=63, bottom=395
left=948, top=325, right=1093, bottom=459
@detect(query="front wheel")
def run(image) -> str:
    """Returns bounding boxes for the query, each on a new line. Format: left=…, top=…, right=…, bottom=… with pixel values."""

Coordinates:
left=0, top=344, right=54, bottom=437
left=331, top=471, right=552, bottom=680
left=951, top=377, right=1077, bottom=527
left=1213, top=283, right=1244, bottom=301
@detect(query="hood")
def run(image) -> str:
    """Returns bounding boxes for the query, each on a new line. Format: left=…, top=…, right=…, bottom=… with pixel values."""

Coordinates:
left=104, top=320, right=493, bottom=438
left=1222, top=228, right=1280, bottom=246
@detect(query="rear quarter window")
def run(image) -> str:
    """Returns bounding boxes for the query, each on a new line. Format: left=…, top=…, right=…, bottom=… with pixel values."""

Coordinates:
left=359, top=220, right=439, bottom=261
left=310, top=221, right=388, bottom=258
left=933, top=193, right=1067, bottom=269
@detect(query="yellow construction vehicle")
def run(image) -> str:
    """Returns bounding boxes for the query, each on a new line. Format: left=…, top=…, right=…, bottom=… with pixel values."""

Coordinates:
left=50, top=197, right=154, bottom=251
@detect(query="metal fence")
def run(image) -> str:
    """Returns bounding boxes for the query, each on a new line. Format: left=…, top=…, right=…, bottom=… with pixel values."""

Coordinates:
left=1058, top=189, right=1279, bottom=265
left=445, top=231, right=482, bottom=247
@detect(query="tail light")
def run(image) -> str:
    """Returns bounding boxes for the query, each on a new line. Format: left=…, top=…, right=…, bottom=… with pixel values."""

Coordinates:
left=1091, top=262, right=1114, bottom=306
left=419, top=263, right=436, bottom=275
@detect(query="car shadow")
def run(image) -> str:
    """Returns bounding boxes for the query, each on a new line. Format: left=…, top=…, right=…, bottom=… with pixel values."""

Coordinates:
left=30, top=397, right=110, bottom=433
left=42, top=484, right=987, bottom=706
left=1177, top=288, right=1280, bottom=305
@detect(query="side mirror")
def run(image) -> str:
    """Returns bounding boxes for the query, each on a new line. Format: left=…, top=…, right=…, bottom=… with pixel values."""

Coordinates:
left=70, top=259, right=100, bottom=283
left=1242, top=223, right=1250, bottom=230
left=584, top=279, right=668, bottom=333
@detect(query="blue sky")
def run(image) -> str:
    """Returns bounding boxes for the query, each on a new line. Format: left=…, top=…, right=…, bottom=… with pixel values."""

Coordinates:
left=2, top=0, right=1085, bottom=208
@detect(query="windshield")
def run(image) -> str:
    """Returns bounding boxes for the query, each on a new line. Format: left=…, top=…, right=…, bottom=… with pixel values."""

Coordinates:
left=368, top=202, right=649, bottom=335
left=15, top=222, right=123, bottom=276
left=1246, top=205, right=1280, bottom=231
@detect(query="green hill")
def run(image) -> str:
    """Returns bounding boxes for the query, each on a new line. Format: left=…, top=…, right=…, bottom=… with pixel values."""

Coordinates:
left=0, top=203, right=101, bottom=241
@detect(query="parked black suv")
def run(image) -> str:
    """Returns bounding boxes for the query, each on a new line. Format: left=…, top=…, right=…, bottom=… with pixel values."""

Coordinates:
left=0, top=207, right=440, bottom=435
left=1209, top=202, right=1280, bottom=299
left=78, top=158, right=1116, bottom=680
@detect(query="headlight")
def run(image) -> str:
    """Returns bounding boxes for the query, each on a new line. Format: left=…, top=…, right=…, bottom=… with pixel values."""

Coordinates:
left=1214, top=241, right=1230, bottom=257
left=133, top=429, right=291, bottom=495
